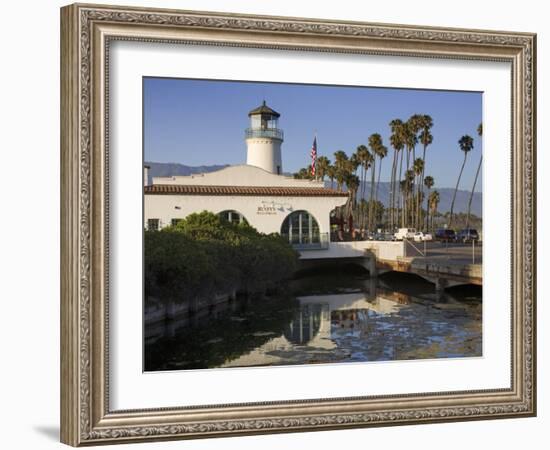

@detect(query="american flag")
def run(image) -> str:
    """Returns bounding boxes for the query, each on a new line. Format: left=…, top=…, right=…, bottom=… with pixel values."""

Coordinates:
left=310, top=136, right=317, bottom=177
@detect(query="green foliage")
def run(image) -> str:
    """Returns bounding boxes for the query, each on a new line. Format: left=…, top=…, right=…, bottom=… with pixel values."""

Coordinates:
left=357, top=199, right=385, bottom=226
left=293, top=167, right=314, bottom=179
left=145, top=211, right=299, bottom=305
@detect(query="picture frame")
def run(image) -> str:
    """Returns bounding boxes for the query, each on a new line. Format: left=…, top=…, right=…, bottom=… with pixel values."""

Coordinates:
left=60, top=2, right=536, bottom=446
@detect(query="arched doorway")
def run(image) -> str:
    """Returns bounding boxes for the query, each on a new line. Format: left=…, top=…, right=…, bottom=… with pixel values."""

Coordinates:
left=280, top=210, right=320, bottom=246
left=218, top=210, right=248, bottom=225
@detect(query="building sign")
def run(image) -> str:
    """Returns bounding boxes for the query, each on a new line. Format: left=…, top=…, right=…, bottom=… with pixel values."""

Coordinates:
left=256, top=205, right=278, bottom=215
left=256, top=201, right=293, bottom=215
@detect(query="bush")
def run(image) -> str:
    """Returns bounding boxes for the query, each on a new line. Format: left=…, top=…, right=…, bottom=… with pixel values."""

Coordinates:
left=145, top=211, right=299, bottom=303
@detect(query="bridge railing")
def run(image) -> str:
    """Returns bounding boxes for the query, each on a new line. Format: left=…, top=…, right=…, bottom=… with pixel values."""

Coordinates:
left=403, top=238, right=426, bottom=257
left=289, top=232, right=329, bottom=251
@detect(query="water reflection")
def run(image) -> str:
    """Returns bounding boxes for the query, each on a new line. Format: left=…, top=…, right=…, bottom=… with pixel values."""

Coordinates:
left=144, top=275, right=482, bottom=371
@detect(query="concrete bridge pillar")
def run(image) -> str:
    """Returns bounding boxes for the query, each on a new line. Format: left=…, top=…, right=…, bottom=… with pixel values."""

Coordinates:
left=366, top=276, right=377, bottom=301
left=368, top=255, right=377, bottom=278
left=363, top=251, right=378, bottom=278
left=435, top=277, right=448, bottom=297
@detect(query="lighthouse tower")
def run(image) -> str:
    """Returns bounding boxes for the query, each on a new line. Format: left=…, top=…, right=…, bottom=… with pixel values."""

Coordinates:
left=245, top=101, right=284, bottom=175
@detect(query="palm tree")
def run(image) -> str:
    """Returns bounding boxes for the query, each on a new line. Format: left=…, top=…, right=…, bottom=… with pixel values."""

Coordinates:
left=333, top=150, right=349, bottom=191
left=399, top=175, right=411, bottom=227
left=374, top=139, right=388, bottom=203
left=449, top=135, right=474, bottom=227
left=316, top=156, right=330, bottom=181
left=355, top=144, right=370, bottom=229
left=428, top=190, right=440, bottom=232
left=466, top=123, right=483, bottom=229
left=326, top=165, right=336, bottom=189
left=402, top=169, right=415, bottom=227
left=368, top=133, right=383, bottom=230
left=293, top=167, right=312, bottom=179
left=418, top=115, right=433, bottom=226
left=343, top=167, right=359, bottom=235
left=423, top=175, right=434, bottom=231
left=345, top=173, right=360, bottom=210
left=389, top=119, right=405, bottom=230
left=363, top=151, right=374, bottom=229
left=403, top=119, right=419, bottom=226
left=418, top=115, right=434, bottom=166
left=405, top=114, right=422, bottom=170
left=408, top=114, right=424, bottom=161
left=424, top=175, right=434, bottom=191
left=412, top=157, right=424, bottom=228
left=350, top=153, right=360, bottom=176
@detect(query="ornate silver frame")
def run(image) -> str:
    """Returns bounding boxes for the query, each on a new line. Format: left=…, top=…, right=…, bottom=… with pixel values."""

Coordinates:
left=60, top=3, right=536, bottom=446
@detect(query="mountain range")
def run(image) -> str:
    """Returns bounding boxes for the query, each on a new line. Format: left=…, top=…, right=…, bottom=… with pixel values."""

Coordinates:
left=145, top=161, right=482, bottom=216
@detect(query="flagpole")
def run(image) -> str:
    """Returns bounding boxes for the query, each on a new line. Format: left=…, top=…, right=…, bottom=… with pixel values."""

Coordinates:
left=314, top=130, right=317, bottom=181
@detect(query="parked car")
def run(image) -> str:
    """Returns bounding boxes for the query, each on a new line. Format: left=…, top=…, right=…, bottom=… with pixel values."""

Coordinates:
left=413, top=232, right=433, bottom=242
left=370, top=232, right=394, bottom=241
left=394, top=228, right=416, bottom=240
left=457, top=228, right=479, bottom=243
left=435, top=228, right=456, bottom=242
left=383, top=232, right=397, bottom=241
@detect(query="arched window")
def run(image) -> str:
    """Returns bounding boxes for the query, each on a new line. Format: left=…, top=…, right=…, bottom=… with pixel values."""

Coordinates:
left=218, top=210, right=248, bottom=225
left=280, top=210, right=320, bottom=245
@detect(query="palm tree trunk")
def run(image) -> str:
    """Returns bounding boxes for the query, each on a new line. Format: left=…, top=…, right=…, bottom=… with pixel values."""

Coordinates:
left=425, top=188, right=430, bottom=231
left=403, top=149, right=409, bottom=227
left=426, top=200, right=430, bottom=232
left=359, top=164, right=365, bottom=230
left=449, top=153, right=468, bottom=228
left=417, top=174, right=423, bottom=230
left=376, top=158, right=383, bottom=228
left=398, top=150, right=404, bottom=228
left=414, top=176, right=418, bottom=229
left=389, top=151, right=397, bottom=230
left=369, top=158, right=376, bottom=231
left=362, top=164, right=367, bottom=229
left=466, top=155, right=482, bottom=229
left=421, top=144, right=427, bottom=230
left=376, top=158, right=383, bottom=201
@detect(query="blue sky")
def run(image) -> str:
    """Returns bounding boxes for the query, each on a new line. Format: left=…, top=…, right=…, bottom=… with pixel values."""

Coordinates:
left=144, top=77, right=482, bottom=191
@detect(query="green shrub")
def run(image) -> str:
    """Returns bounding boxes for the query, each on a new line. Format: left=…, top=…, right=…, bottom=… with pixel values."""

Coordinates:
left=145, top=211, right=299, bottom=303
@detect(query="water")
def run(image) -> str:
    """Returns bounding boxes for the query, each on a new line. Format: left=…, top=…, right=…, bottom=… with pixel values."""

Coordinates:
left=144, top=270, right=482, bottom=371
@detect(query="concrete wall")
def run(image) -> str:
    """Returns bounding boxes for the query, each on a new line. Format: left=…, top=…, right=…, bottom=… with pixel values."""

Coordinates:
left=299, top=240, right=406, bottom=261
left=144, top=193, right=348, bottom=235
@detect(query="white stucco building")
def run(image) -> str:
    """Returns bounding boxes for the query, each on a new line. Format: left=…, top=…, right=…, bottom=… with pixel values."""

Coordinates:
left=144, top=101, right=349, bottom=248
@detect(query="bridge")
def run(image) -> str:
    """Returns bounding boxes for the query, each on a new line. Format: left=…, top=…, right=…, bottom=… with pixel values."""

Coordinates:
left=297, top=240, right=482, bottom=294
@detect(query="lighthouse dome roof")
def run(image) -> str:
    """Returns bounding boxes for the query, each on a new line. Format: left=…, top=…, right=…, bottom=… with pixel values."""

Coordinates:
left=248, top=100, right=280, bottom=118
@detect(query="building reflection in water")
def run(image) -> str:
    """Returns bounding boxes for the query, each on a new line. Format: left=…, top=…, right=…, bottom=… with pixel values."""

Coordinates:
left=284, top=304, right=326, bottom=345
left=145, top=275, right=481, bottom=371
left=222, top=286, right=413, bottom=368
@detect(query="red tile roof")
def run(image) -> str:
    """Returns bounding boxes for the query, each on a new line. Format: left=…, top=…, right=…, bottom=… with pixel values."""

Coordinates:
left=144, top=184, right=349, bottom=197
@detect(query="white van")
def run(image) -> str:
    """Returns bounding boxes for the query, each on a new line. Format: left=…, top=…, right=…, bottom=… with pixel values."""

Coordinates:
left=413, top=231, right=433, bottom=242
left=394, top=228, right=416, bottom=240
